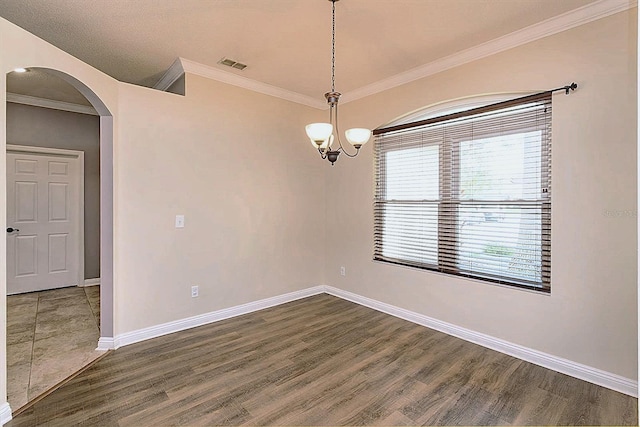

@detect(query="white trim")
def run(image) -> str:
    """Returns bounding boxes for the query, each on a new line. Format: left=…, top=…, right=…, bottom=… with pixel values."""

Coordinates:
left=342, top=0, right=636, bottom=104
left=81, top=277, right=100, bottom=287
left=6, top=144, right=84, bottom=157
left=160, top=0, right=635, bottom=109
left=324, top=286, right=638, bottom=397
left=0, top=402, right=12, bottom=426
left=112, top=286, right=325, bottom=349
left=108, top=285, right=637, bottom=397
left=153, top=58, right=184, bottom=91
left=179, top=58, right=327, bottom=109
left=6, top=145, right=85, bottom=291
left=6, top=92, right=98, bottom=116
left=96, top=336, right=115, bottom=351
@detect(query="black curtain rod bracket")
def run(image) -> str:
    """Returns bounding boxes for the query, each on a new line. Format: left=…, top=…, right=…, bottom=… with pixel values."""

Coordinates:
left=552, top=82, right=578, bottom=95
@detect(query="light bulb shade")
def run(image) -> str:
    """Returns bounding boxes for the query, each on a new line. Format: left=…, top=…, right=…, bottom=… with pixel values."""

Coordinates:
left=306, top=123, right=333, bottom=148
left=345, top=128, right=372, bottom=148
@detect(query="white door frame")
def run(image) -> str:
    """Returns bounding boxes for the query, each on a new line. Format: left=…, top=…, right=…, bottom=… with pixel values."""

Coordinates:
left=6, top=144, right=85, bottom=289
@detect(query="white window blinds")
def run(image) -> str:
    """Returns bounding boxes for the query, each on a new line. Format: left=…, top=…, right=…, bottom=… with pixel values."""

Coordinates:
left=374, top=93, right=552, bottom=292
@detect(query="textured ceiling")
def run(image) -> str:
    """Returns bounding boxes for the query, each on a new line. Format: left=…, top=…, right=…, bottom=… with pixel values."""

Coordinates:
left=7, top=69, right=92, bottom=106
left=1, top=0, right=598, bottom=103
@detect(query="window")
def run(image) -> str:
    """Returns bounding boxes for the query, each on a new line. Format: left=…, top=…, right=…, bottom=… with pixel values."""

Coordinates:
left=373, top=93, right=551, bottom=292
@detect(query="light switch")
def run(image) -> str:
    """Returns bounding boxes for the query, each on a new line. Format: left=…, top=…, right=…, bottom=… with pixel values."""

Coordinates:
left=175, top=215, right=185, bottom=228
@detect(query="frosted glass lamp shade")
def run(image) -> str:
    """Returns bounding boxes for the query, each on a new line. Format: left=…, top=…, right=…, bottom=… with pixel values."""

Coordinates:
left=345, top=128, right=372, bottom=148
left=306, top=123, right=333, bottom=148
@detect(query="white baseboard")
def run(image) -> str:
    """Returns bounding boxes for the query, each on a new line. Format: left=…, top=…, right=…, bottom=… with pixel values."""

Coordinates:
left=97, top=336, right=115, bottom=351
left=106, top=284, right=637, bottom=398
left=80, top=277, right=100, bottom=287
left=0, top=402, right=12, bottom=426
left=113, top=286, right=325, bottom=349
left=324, top=285, right=638, bottom=397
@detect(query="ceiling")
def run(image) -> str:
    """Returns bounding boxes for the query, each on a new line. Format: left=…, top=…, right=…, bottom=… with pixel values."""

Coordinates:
left=7, top=69, right=92, bottom=106
left=0, top=0, right=602, bottom=106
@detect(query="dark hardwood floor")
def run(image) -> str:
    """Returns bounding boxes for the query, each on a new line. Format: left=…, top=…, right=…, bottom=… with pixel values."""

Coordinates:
left=8, top=294, right=638, bottom=426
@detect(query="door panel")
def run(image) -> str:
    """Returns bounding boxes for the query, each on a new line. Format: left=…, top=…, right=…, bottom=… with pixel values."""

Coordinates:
left=15, top=181, right=38, bottom=222
left=15, top=235, right=37, bottom=276
left=48, top=233, right=69, bottom=272
left=48, top=161, right=68, bottom=176
left=15, top=158, right=37, bottom=174
left=7, top=151, right=80, bottom=294
left=48, top=182, right=69, bottom=221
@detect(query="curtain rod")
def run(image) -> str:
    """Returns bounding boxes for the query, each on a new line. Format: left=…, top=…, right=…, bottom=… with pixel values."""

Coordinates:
left=373, top=82, right=577, bottom=136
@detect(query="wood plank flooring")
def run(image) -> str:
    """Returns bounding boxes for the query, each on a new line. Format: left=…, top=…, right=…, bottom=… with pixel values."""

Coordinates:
left=8, top=294, right=638, bottom=426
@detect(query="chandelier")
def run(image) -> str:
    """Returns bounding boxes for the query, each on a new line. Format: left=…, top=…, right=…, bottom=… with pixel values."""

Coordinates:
left=305, top=0, right=371, bottom=165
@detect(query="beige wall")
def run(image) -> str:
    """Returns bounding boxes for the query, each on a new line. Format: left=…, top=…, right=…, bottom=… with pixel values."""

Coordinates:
left=0, top=15, right=326, bottom=410
left=0, top=16, right=120, bottom=408
left=328, top=10, right=638, bottom=380
left=114, top=76, right=325, bottom=332
left=0, top=7, right=637, bottom=419
left=6, top=103, right=101, bottom=280
left=0, top=15, right=329, bottom=411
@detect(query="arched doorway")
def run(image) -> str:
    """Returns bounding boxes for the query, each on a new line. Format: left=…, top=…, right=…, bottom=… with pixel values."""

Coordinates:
left=36, top=68, right=114, bottom=344
left=4, top=67, right=113, bottom=411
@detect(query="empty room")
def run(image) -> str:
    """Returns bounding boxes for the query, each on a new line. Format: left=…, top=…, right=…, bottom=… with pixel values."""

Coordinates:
left=0, top=0, right=638, bottom=425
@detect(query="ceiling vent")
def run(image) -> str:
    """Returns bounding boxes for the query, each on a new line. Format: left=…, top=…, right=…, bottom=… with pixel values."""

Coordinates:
left=218, top=57, right=247, bottom=71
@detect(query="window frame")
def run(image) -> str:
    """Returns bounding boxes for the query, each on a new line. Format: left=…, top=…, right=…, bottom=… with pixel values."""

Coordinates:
left=373, top=93, right=552, bottom=293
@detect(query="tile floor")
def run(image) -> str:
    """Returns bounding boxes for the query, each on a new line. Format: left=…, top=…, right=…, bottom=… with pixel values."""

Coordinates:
left=6, top=285, right=103, bottom=411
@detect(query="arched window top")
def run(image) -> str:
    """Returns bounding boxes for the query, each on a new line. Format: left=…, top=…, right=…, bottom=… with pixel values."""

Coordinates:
left=380, top=92, right=535, bottom=130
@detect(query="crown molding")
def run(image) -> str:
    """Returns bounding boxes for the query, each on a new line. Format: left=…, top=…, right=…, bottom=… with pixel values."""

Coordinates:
left=341, top=0, right=637, bottom=104
left=180, top=58, right=327, bottom=109
left=6, top=92, right=98, bottom=116
left=153, top=57, right=184, bottom=91
left=152, top=0, right=635, bottom=110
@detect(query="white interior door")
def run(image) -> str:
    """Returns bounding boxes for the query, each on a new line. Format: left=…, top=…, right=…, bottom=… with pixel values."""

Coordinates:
left=7, top=150, right=81, bottom=294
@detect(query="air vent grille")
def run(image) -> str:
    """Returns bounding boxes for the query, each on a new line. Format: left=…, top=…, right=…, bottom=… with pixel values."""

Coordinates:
left=218, top=57, right=247, bottom=71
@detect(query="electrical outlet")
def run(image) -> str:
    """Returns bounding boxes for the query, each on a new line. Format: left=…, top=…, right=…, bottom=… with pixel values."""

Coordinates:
left=340, top=266, right=346, bottom=276
left=191, top=285, right=199, bottom=298
left=175, top=215, right=185, bottom=228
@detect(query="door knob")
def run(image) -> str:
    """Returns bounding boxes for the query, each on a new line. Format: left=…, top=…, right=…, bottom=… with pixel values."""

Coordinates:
left=6, top=227, right=19, bottom=233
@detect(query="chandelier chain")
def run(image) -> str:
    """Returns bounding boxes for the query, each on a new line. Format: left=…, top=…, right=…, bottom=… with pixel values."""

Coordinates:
left=331, top=0, right=336, bottom=92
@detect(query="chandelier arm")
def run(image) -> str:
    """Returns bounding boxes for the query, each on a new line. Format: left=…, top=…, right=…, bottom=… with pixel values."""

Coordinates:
left=333, top=102, right=360, bottom=158
left=315, top=104, right=333, bottom=157
left=333, top=103, right=344, bottom=151
left=339, top=146, right=360, bottom=158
